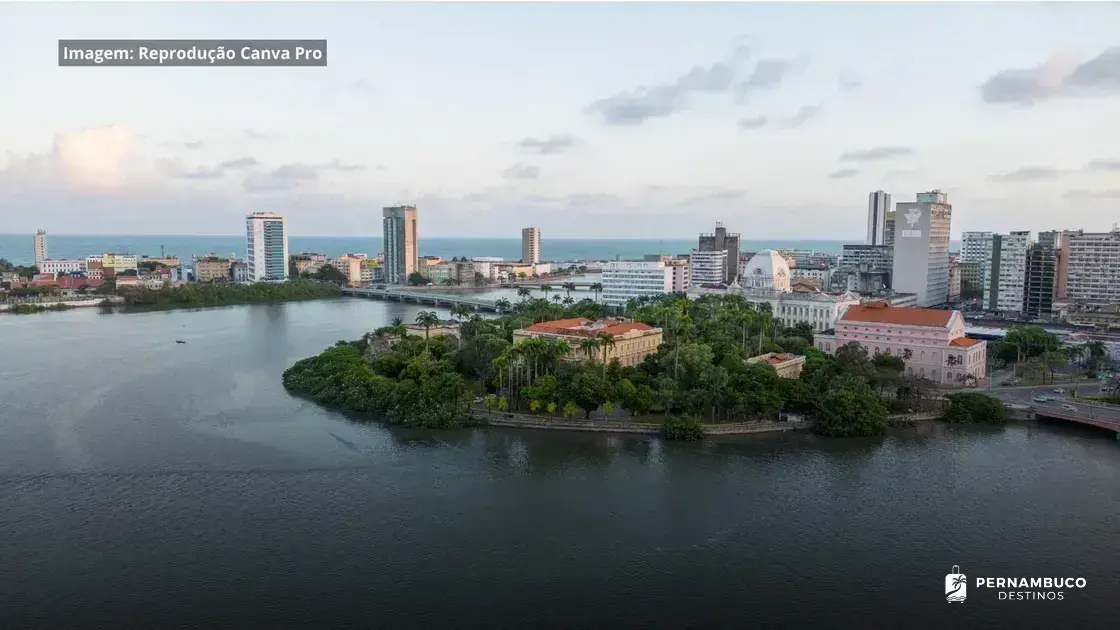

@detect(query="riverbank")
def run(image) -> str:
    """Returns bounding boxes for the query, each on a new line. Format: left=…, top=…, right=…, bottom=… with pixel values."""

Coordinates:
left=108, top=281, right=343, bottom=312
left=0, top=297, right=123, bottom=313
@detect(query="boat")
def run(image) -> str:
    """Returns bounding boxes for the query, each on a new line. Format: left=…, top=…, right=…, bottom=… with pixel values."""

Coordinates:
left=175, top=340, right=187, bottom=344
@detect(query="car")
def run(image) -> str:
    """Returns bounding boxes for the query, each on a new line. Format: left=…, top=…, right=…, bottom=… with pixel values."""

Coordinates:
left=1032, top=395, right=1050, bottom=403
left=473, top=396, right=485, bottom=404
left=1053, top=388, right=1065, bottom=394
left=1061, top=404, right=1077, bottom=411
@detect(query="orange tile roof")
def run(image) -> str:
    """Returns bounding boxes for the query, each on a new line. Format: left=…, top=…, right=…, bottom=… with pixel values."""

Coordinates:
left=522, top=317, right=655, bottom=337
left=523, top=318, right=590, bottom=334
left=841, top=303, right=954, bottom=328
left=950, top=337, right=983, bottom=347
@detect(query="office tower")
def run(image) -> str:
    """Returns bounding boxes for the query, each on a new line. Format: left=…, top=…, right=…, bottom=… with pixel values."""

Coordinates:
left=883, top=210, right=897, bottom=248
left=521, top=227, right=541, bottom=265
left=987, top=231, right=1030, bottom=314
left=1024, top=231, right=1062, bottom=320
left=383, top=205, right=419, bottom=284
left=1064, top=229, right=1120, bottom=303
left=866, top=190, right=891, bottom=246
left=698, top=222, right=740, bottom=284
left=245, top=212, right=289, bottom=282
left=891, top=190, right=952, bottom=306
left=34, top=230, right=48, bottom=266
left=961, top=232, right=994, bottom=304
left=601, top=261, right=675, bottom=307
left=689, top=249, right=727, bottom=285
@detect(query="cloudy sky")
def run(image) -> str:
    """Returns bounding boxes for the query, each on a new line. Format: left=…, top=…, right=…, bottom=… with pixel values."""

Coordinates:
left=1, top=1, right=1118, bottom=239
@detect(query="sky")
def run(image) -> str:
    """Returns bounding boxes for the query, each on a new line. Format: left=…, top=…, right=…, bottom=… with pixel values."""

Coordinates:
left=0, top=1, right=1118, bottom=239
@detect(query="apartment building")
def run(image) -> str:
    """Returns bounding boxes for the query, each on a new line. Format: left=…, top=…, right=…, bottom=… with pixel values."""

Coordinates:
left=521, top=227, right=542, bottom=265
left=601, top=261, right=674, bottom=307
left=194, top=254, right=233, bottom=283
left=383, top=205, right=419, bottom=284
left=988, top=231, right=1031, bottom=315
left=34, top=230, right=48, bottom=266
left=948, top=259, right=961, bottom=302
left=1064, top=229, right=1120, bottom=304
left=814, top=301, right=987, bottom=386
left=689, top=249, right=726, bottom=285
left=38, top=259, right=87, bottom=275
left=290, top=253, right=327, bottom=276
left=1024, top=231, right=1062, bottom=320
left=867, top=190, right=891, bottom=246
left=246, top=212, right=289, bottom=282
left=698, top=222, right=740, bottom=284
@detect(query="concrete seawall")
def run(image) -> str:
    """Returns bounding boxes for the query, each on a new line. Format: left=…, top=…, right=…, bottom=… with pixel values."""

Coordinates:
left=474, top=410, right=811, bottom=436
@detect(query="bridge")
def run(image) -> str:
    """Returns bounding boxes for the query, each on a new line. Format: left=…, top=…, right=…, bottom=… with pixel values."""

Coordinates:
left=1031, top=401, right=1120, bottom=434
left=342, top=287, right=504, bottom=312
left=502, top=281, right=600, bottom=289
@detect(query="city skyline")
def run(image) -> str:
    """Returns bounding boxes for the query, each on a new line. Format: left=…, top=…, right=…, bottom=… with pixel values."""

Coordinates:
left=1, top=3, right=1119, bottom=238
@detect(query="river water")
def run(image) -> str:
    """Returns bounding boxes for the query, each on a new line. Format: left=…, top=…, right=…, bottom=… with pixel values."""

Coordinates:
left=1, top=299, right=1117, bottom=628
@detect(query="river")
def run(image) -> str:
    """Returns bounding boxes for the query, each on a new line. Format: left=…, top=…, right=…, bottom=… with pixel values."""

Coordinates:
left=1, top=299, right=1117, bottom=628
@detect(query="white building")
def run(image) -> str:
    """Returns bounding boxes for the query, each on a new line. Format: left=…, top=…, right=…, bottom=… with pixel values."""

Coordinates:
left=867, top=190, right=891, bottom=246
left=962, top=231, right=994, bottom=304
left=891, top=190, right=952, bottom=306
left=1064, top=229, right=1120, bottom=304
left=521, top=227, right=541, bottom=265
left=246, top=212, right=289, bottom=282
left=601, top=261, right=674, bottom=307
left=689, top=284, right=861, bottom=333
left=991, top=231, right=1030, bottom=314
left=741, top=250, right=792, bottom=293
left=689, top=249, right=726, bottom=285
left=791, top=264, right=833, bottom=287
left=38, top=259, right=87, bottom=275
left=34, top=230, right=48, bottom=266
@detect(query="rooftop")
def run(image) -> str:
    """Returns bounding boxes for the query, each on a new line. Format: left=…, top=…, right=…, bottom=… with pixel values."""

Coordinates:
left=522, top=317, right=657, bottom=337
left=840, top=302, right=956, bottom=328
left=748, top=352, right=805, bottom=367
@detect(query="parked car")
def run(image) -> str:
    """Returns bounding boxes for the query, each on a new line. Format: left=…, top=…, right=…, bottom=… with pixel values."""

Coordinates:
left=1061, top=404, right=1077, bottom=411
left=1032, top=395, right=1050, bottom=403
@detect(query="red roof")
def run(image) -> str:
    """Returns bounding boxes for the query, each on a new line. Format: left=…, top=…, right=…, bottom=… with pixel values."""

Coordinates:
left=523, top=317, right=656, bottom=337
left=950, top=337, right=983, bottom=347
left=841, top=303, right=954, bottom=328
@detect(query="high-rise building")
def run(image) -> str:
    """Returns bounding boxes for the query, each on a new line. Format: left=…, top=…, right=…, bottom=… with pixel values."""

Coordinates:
left=698, top=222, right=740, bottom=284
left=1024, top=231, right=1062, bottom=320
left=985, top=231, right=1030, bottom=314
left=1063, top=229, right=1120, bottom=304
left=521, top=227, right=541, bottom=265
left=688, top=249, right=726, bottom=285
left=245, top=213, right=289, bottom=282
left=601, top=261, right=675, bottom=308
left=891, top=190, right=952, bottom=306
left=866, top=190, right=891, bottom=246
left=34, top=230, right=48, bottom=266
left=883, top=209, right=897, bottom=248
left=961, top=232, right=994, bottom=304
left=383, top=205, right=419, bottom=284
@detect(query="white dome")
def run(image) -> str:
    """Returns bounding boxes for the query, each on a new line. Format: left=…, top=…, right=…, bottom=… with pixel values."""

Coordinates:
left=742, top=250, right=791, bottom=292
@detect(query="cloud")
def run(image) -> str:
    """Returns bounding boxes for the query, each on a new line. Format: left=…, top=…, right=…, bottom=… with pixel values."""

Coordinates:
left=183, top=141, right=204, bottom=150
left=0, top=125, right=151, bottom=194
left=354, top=79, right=372, bottom=91
left=988, top=166, right=1066, bottom=182
left=321, top=159, right=365, bottom=172
left=501, top=163, right=540, bottom=181
left=839, top=146, right=915, bottom=162
left=1087, top=159, right=1120, bottom=171
left=516, top=134, right=579, bottom=155
left=585, top=46, right=750, bottom=126
left=980, top=48, right=1120, bottom=105
left=1063, top=188, right=1120, bottom=200
left=838, top=72, right=862, bottom=93
left=219, top=156, right=259, bottom=170
left=829, top=168, right=859, bottom=179
left=242, top=163, right=319, bottom=193
left=244, top=129, right=269, bottom=140
left=737, top=57, right=806, bottom=96
left=777, top=104, right=821, bottom=129
left=738, top=115, right=768, bottom=129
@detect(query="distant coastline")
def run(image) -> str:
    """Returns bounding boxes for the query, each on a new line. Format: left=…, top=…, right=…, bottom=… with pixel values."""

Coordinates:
left=0, top=234, right=916, bottom=267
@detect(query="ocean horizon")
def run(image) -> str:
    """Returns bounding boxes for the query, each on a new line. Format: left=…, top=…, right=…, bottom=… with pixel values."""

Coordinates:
left=0, top=233, right=962, bottom=266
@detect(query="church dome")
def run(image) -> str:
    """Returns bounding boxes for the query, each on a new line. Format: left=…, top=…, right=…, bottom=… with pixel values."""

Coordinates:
left=742, top=250, right=791, bottom=292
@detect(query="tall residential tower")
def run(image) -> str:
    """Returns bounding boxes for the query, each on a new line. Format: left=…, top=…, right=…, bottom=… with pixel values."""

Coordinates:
left=383, top=205, right=419, bottom=284
left=245, top=212, right=289, bottom=282
left=891, top=190, right=952, bottom=307
left=521, top=227, right=541, bottom=265
left=34, top=230, right=48, bottom=266
left=698, top=222, right=740, bottom=284
left=866, top=190, right=891, bottom=246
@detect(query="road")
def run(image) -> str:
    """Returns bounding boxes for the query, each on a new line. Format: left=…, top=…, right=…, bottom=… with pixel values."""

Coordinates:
left=983, top=382, right=1104, bottom=405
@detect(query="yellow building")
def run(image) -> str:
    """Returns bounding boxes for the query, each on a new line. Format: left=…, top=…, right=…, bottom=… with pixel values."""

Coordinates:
left=328, top=254, right=366, bottom=285
left=86, top=253, right=139, bottom=272
left=194, top=254, right=233, bottom=283
left=747, top=352, right=806, bottom=378
left=290, top=253, right=327, bottom=276
left=513, top=317, right=663, bottom=367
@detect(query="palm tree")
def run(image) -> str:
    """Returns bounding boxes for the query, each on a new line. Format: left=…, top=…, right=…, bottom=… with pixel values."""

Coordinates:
left=517, top=287, right=532, bottom=302
left=590, top=282, right=603, bottom=301
left=551, top=294, right=562, bottom=304
left=390, top=316, right=403, bottom=328
left=494, top=298, right=511, bottom=314
left=946, top=354, right=958, bottom=368
left=414, top=310, right=440, bottom=351
left=562, top=281, right=576, bottom=298
left=562, top=296, right=575, bottom=307
left=579, top=337, right=601, bottom=363
left=597, top=332, right=616, bottom=370
left=539, top=284, right=553, bottom=300
left=902, top=348, right=913, bottom=361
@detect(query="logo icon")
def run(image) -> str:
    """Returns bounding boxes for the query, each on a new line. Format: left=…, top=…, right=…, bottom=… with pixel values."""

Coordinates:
left=905, top=208, right=922, bottom=227
left=946, top=565, right=967, bottom=603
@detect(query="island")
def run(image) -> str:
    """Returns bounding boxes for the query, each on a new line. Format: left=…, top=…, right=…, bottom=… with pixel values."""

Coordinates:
left=283, top=292, right=1011, bottom=439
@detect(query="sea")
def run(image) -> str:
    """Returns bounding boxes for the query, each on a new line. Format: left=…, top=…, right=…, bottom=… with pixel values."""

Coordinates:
left=0, top=234, right=962, bottom=266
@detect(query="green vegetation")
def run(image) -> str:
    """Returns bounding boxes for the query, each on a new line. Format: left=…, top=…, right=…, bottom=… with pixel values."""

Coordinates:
left=115, top=280, right=341, bottom=309
left=988, top=326, right=1111, bottom=383
left=302, top=264, right=349, bottom=285
left=6, top=303, right=73, bottom=315
left=0, top=258, right=38, bottom=277
left=286, top=292, right=951, bottom=439
left=944, top=392, right=1008, bottom=425
left=660, top=416, right=705, bottom=441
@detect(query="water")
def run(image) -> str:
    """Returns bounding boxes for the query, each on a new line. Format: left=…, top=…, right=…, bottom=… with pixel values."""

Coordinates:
left=1, top=300, right=1117, bottom=628
left=1, top=234, right=868, bottom=266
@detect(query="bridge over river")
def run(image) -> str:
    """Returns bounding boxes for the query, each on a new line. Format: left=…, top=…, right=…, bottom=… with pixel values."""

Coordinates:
left=342, top=287, right=505, bottom=312
left=1031, top=401, right=1120, bottom=434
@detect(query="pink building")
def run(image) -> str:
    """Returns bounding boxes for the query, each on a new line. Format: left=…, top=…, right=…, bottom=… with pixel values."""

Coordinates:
left=814, top=301, right=987, bottom=385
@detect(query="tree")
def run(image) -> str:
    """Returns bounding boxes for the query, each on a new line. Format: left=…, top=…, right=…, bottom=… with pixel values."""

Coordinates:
left=813, top=379, right=888, bottom=437
left=562, top=401, right=578, bottom=418
left=414, top=310, right=440, bottom=351
left=314, top=264, right=349, bottom=285
left=568, top=370, right=610, bottom=418
left=562, top=281, right=576, bottom=297
left=945, top=392, right=1007, bottom=424
left=516, top=287, right=532, bottom=302
left=407, top=272, right=430, bottom=286
left=590, top=282, right=603, bottom=301
left=494, top=298, right=512, bottom=314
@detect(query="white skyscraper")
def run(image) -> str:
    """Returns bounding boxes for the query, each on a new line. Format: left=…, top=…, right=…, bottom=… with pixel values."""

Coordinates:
left=866, top=190, right=891, bottom=246
left=245, top=212, right=289, bottom=282
left=601, top=261, right=675, bottom=307
left=992, top=231, right=1031, bottom=314
left=962, top=232, right=995, bottom=305
left=891, top=190, right=952, bottom=306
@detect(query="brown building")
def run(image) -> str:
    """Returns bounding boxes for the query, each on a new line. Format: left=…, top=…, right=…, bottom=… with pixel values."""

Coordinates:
left=747, top=352, right=806, bottom=379
left=513, top=317, right=663, bottom=366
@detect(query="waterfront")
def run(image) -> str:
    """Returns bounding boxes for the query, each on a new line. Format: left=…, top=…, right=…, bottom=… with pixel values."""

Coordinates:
left=1, top=300, right=1118, bottom=627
